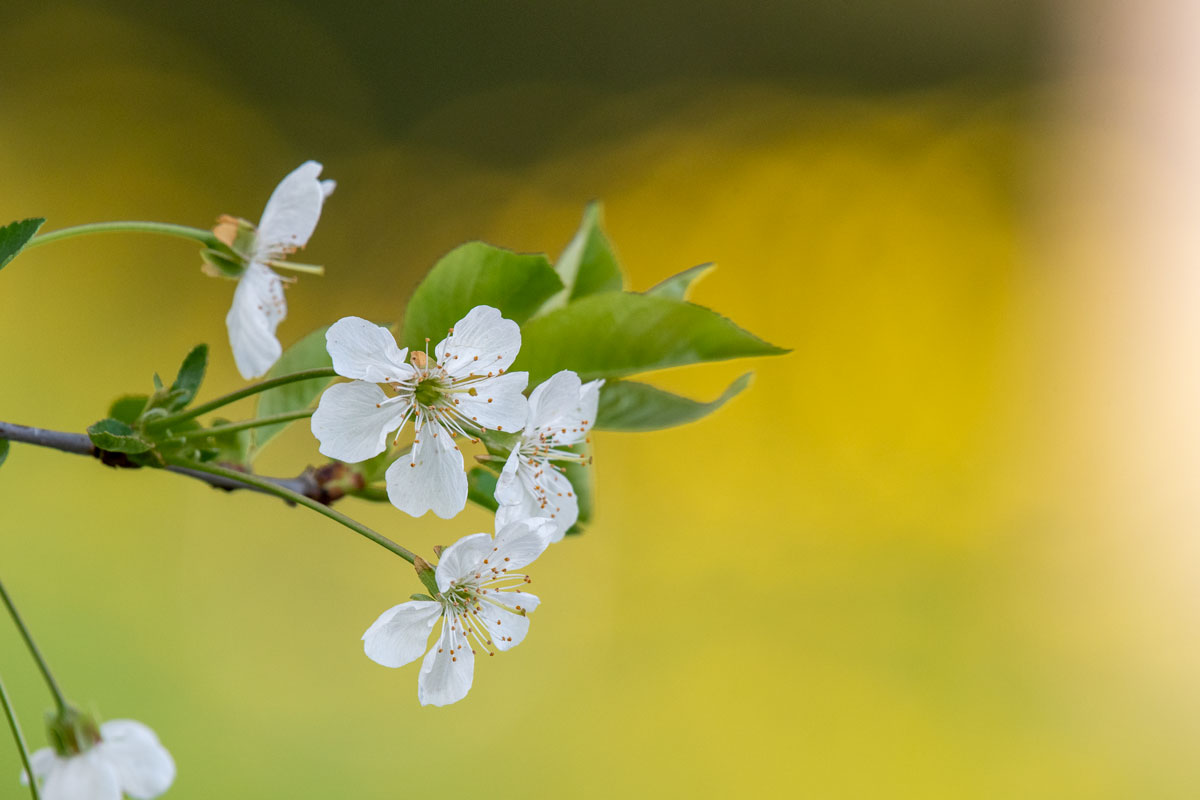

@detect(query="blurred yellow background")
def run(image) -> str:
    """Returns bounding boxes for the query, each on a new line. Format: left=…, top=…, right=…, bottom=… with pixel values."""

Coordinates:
left=3, top=2, right=1199, bottom=798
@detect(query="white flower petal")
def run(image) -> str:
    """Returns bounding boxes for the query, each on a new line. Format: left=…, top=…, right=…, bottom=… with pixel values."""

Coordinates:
left=320, top=179, right=337, bottom=198
left=434, top=532, right=495, bottom=592
left=436, top=306, right=521, bottom=378
left=492, top=516, right=554, bottom=569
left=312, top=381, right=410, bottom=463
left=494, top=449, right=525, bottom=506
left=362, top=601, right=442, bottom=668
left=43, top=750, right=121, bottom=800
left=97, top=719, right=175, bottom=800
left=417, top=617, right=475, bottom=707
left=22, top=747, right=62, bottom=785
left=538, top=467, right=580, bottom=542
left=226, top=262, right=286, bottom=379
left=325, top=317, right=413, bottom=383
left=256, top=160, right=330, bottom=255
left=475, top=599, right=532, bottom=652
left=529, top=372, right=603, bottom=446
left=451, top=371, right=528, bottom=432
left=527, top=370, right=582, bottom=430
left=384, top=428, right=467, bottom=518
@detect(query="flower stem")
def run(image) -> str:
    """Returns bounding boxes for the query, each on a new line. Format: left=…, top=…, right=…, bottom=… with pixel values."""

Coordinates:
left=0, top=579, right=68, bottom=714
left=0, top=674, right=40, bottom=800
left=167, top=458, right=417, bottom=564
left=147, top=368, right=338, bottom=430
left=25, top=221, right=223, bottom=251
left=170, top=410, right=314, bottom=441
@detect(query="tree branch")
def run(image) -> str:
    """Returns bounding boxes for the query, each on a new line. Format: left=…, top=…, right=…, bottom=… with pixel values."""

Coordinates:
left=0, top=420, right=353, bottom=505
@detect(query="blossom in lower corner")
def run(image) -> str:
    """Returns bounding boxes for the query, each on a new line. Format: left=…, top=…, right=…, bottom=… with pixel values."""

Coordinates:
left=205, top=160, right=336, bottom=379
left=361, top=516, right=555, bottom=706
left=310, top=306, right=528, bottom=519
left=22, top=714, right=174, bottom=800
left=495, top=370, right=603, bottom=542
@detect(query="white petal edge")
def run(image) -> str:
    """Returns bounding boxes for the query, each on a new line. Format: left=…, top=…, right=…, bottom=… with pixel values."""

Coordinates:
left=311, top=381, right=410, bottom=463
left=451, top=371, right=528, bottom=432
left=325, top=316, right=413, bottom=383
left=226, top=262, right=286, bottom=379
left=492, top=516, right=554, bottom=568
left=22, top=747, right=61, bottom=785
left=433, top=532, right=494, bottom=592
left=256, top=160, right=328, bottom=254
left=527, top=370, right=582, bottom=430
left=494, top=448, right=526, bottom=506
left=362, top=601, right=442, bottom=668
left=417, top=617, right=475, bottom=707
left=42, top=749, right=121, bottom=800
left=97, top=719, right=175, bottom=800
left=436, top=305, right=522, bottom=378
left=384, top=427, right=467, bottom=519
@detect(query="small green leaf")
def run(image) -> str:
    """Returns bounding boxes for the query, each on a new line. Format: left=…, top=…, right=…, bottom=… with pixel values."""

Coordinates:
left=595, top=373, right=752, bottom=432
left=513, top=292, right=788, bottom=385
left=538, top=203, right=624, bottom=315
left=108, top=395, right=149, bottom=425
left=251, top=326, right=334, bottom=458
left=467, top=468, right=500, bottom=512
left=401, top=242, right=562, bottom=351
left=0, top=439, right=9, bottom=468
left=0, top=218, right=45, bottom=271
left=87, top=418, right=153, bottom=454
left=168, top=345, right=208, bottom=411
left=644, top=263, right=715, bottom=301
left=410, top=593, right=434, bottom=602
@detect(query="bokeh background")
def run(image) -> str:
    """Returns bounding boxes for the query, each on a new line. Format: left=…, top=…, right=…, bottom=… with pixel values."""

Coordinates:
left=4, top=1, right=1200, bottom=797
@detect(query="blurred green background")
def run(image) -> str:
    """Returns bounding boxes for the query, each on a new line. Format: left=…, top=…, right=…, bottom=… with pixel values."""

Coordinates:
left=4, top=1, right=1199, bottom=798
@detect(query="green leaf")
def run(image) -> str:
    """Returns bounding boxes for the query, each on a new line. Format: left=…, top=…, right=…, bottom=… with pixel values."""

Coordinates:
left=467, top=467, right=500, bottom=512
left=513, top=292, right=788, bottom=385
left=0, top=439, right=9, bottom=468
left=168, top=345, right=208, bottom=411
left=595, top=373, right=752, bottom=432
left=87, top=418, right=153, bottom=454
left=0, top=218, right=45, bottom=271
left=644, top=263, right=715, bottom=301
left=400, top=242, right=562, bottom=351
left=108, top=395, right=149, bottom=425
left=538, top=203, right=624, bottom=315
left=562, top=443, right=594, bottom=534
left=251, top=326, right=333, bottom=458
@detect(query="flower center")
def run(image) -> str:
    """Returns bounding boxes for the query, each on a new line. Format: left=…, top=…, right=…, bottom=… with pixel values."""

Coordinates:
left=414, top=376, right=445, bottom=407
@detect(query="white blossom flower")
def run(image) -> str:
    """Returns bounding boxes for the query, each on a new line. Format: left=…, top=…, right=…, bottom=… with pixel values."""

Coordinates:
left=209, top=160, right=336, bottom=379
left=495, top=370, right=603, bottom=542
left=310, top=306, right=528, bottom=518
left=22, top=718, right=174, bottom=800
left=361, top=516, right=555, bottom=706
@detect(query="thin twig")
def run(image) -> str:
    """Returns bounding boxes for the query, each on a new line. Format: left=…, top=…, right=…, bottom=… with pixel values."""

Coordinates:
left=0, top=419, right=333, bottom=505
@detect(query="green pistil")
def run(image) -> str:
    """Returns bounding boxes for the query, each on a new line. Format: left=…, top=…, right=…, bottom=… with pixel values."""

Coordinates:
left=414, top=378, right=444, bottom=407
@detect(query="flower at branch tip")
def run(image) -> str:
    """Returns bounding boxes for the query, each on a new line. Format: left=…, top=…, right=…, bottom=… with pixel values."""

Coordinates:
left=361, top=516, right=555, bottom=706
left=204, top=160, right=336, bottom=380
left=496, top=370, right=602, bottom=543
left=21, top=713, right=174, bottom=800
left=310, top=306, right=528, bottom=519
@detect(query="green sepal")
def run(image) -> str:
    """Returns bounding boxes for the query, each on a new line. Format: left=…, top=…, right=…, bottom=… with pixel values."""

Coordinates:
left=513, top=292, right=789, bottom=385
left=595, top=373, right=751, bottom=431
left=199, top=246, right=245, bottom=279
left=251, top=325, right=334, bottom=459
left=400, top=242, right=563, bottom=352
left=87, top=418, right=154, bottom=454
left=0, top=217, right=45, bottom=271
left=644, top=262, right=715, bottom=301
left=0, top=439, right=9, bottom=469
left=410, top=593, right=434, bottom=602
